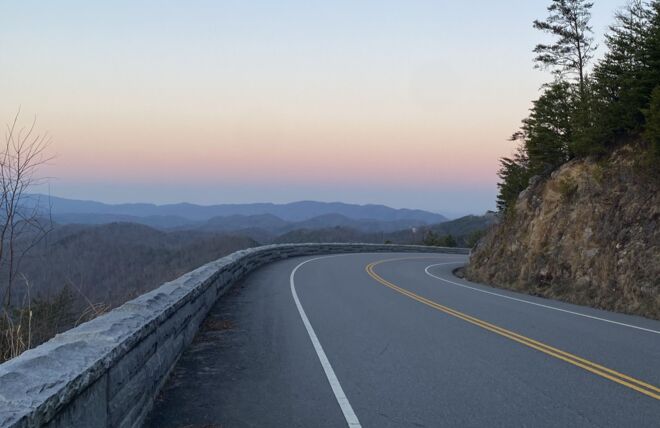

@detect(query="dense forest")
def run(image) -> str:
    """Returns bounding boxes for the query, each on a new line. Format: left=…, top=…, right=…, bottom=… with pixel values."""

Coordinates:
left=0, top=212, right=492, bottom=362
left=0, top=223, right=256, bottom=362
left=497, top=0, right=660, bottom=212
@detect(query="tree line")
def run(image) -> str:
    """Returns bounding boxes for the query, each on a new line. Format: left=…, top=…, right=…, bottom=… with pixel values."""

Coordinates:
left=497, top=0, right=660, bottom=212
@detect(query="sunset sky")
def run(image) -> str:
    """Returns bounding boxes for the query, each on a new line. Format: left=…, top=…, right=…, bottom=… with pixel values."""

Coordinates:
left=2, top=0, right=622, bottom=216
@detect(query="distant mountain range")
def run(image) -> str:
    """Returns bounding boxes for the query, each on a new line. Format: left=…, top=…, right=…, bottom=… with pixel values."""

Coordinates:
left=28, top=195, right=448, bottom=232
left=189, top=213, right=433, bottom=242
left=273, top=213, right=498, bottom=247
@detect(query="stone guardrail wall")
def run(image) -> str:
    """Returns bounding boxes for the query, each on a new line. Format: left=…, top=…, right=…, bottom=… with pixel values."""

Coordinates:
left=0, top=243, right=469, bottom=428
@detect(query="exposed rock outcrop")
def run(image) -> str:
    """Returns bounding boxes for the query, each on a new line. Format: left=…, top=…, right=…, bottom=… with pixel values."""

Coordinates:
left=467, top=146, right=660, bottom=319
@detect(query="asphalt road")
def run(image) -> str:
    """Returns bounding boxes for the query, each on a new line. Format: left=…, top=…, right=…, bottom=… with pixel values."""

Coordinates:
left=146, top=252, right=660, bottom=427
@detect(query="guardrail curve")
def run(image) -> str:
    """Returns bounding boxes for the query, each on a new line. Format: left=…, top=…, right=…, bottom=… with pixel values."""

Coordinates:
left=0, top=243, right=468, bottom=428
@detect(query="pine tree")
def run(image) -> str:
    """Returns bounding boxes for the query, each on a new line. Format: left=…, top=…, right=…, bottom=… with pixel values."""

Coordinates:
left=442, top=234, right=458, bottom=248
left=643, top=85, right=660, bottom=158
left=496, top=0, right=660, bottom=213
left=591, top=0, right=653, bottom=143
left=521, top=80, right=576, bottom=171
left=533, top=0, right=596, bottom=100
left=496, top=146, right=531, bottom=212
left=641, top=1, right=660, bottom=104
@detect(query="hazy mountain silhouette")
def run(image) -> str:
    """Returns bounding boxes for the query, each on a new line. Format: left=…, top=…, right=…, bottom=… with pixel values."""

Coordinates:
left=31, top=194, right=448, bottom=226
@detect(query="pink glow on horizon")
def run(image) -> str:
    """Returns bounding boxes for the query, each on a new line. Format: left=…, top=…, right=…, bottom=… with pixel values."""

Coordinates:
left=45, top=123, right=505, bottom=188
left=9, top=0, right=627, bottom=212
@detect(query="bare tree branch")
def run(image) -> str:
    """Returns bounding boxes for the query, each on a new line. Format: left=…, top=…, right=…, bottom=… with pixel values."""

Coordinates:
left=0, top=111, right=54, bottom=308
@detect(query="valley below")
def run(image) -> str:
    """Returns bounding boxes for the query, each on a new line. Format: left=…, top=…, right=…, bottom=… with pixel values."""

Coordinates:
left=1, top=197, right=494, bottom=361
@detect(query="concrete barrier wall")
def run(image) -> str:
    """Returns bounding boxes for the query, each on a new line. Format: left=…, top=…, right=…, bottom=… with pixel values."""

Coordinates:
left=0, top=243, right=468, bottom=428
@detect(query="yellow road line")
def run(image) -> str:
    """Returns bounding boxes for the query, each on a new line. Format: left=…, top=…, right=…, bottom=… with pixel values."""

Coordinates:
left=365, top=258, right=660, bottom=401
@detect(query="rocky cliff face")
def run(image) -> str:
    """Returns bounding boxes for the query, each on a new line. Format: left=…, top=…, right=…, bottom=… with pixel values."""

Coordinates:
left=467, top=146, right=660, bottom=319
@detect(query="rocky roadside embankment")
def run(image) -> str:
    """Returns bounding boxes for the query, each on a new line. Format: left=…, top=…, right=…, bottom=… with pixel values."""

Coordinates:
left=466, top=146, right=660, bottom=319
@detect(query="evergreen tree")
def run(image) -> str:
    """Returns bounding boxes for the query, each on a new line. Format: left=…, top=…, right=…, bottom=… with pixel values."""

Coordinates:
left=533, top=0, right=596, bottom=99
left=643, top=85, right=660, bottom=158
left=641, top=2, right=660, bottom=104
left=496, top=0, right=660, bottom=213
left=496, top=146, right=531, bottom=212
left=442, top=234, right=458, bottom=248
left=423, top=230, right=439, bottom=246
left=521, top=80, right=576, bottom=172
left=591, top=0, right=653, bottom=143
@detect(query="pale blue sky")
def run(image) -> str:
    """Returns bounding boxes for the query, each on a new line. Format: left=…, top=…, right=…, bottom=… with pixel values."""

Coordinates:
left=1, top=1, right=623, bottom=215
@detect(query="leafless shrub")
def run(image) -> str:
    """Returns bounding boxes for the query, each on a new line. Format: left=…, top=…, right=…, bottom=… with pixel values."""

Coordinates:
left=0, top=110, right=54, bottom=362
left=1, top=110, right=54, bottom=308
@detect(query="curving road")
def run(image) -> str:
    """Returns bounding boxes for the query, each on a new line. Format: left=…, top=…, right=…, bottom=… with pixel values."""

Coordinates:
left=146, top=252, right=660, bottom=427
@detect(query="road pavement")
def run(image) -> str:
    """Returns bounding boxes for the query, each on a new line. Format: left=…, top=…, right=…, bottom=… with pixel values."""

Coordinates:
left=146, top=252, right=660, bottom=427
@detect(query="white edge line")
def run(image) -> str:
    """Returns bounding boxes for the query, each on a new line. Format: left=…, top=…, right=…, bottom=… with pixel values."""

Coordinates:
left=424, top=263, right=660, bottom=335
left=290, top=255, right=362, bottom=428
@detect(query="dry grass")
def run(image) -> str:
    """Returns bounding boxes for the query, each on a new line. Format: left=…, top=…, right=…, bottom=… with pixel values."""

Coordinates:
left=0, top=284, right=110, bottom=363
left=0, top=306, right=32, bottom=362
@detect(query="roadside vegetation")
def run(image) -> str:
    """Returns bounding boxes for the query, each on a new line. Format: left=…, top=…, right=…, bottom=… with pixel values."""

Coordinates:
left=0, top=114, right=257, bottom=363
left=0, top=112, right=54, bottom=362
left=422, top=231, right=458, bottom=247
left=0, top=220, right=257, bottom=363
left=498, top=0, right=660, bottom=212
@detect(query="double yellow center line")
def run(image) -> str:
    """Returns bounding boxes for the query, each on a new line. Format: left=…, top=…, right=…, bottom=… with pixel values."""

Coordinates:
left=365, top=258, right=660, bottom=401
